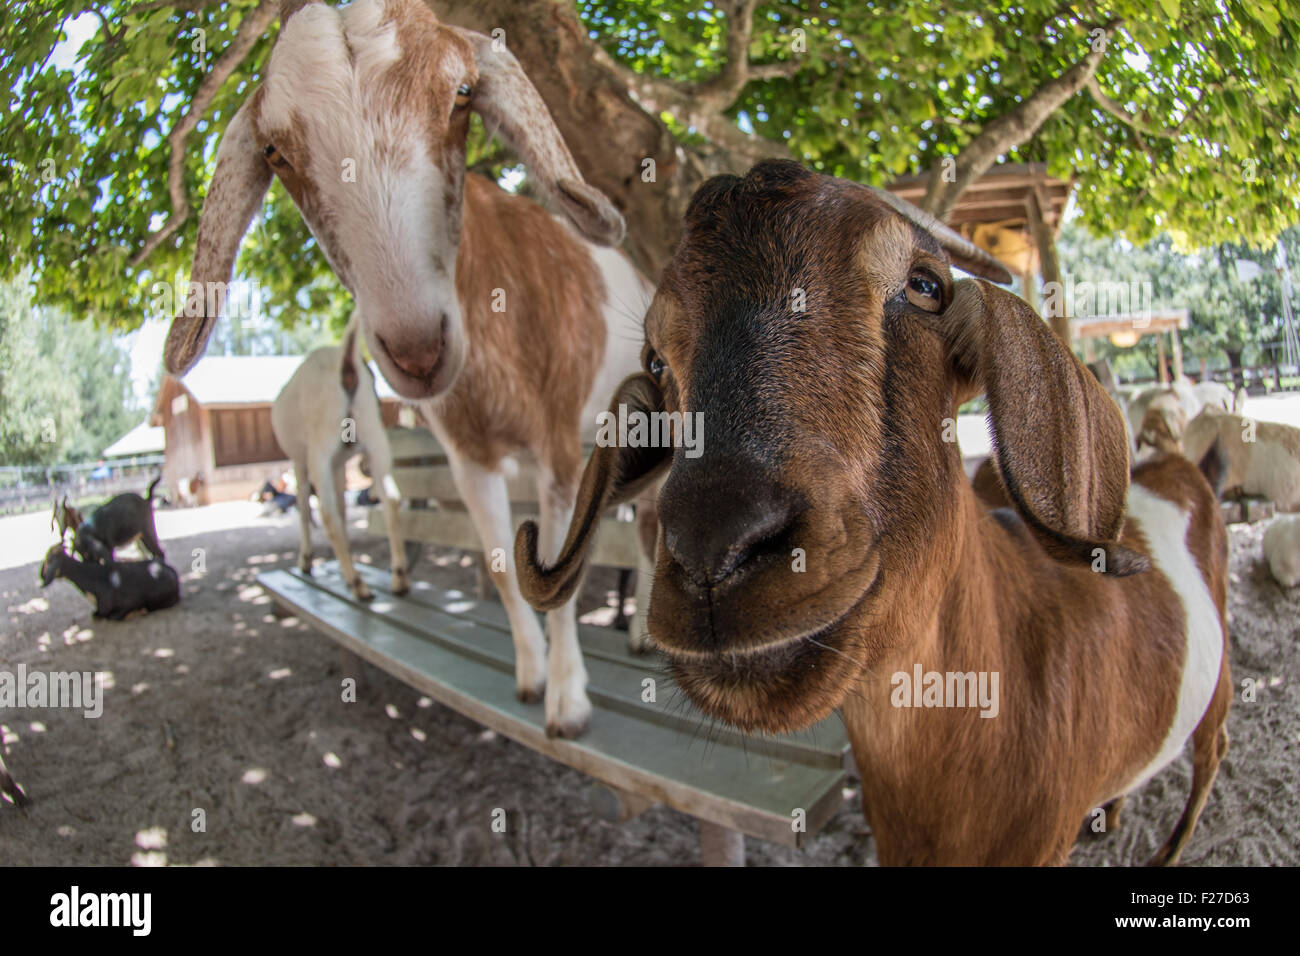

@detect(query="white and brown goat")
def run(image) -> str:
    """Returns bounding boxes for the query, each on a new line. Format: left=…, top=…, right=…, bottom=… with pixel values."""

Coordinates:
left=271, top=323, right=408, bottom=600
left=162, top=0, right=649, bottom=736
left=518, top=161, right=1232, bottom=865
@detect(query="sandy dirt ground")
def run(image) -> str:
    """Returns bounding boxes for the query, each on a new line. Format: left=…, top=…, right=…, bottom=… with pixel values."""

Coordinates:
left=1, top=496, right=1296, bottom=866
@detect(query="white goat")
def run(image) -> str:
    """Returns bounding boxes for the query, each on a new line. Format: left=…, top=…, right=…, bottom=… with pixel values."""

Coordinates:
left=162, top=0, right=648, bottom=737
left=1181, top=406, right=1300, bottom=511
left=271, top=324, right=407, bottom=600
left=1126, top=380, right=1236, bottom=451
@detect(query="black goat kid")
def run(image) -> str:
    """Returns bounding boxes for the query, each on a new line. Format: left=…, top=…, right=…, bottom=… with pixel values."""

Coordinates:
left=73, top=477, right=165, bottom=564
left=40, top=545, right=180, bottom=620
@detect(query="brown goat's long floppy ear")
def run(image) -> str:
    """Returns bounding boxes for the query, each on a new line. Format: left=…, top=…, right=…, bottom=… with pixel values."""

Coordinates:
left=455, top=28, right=624, bottom=247
left=946, top=279, right=1148, bottom=576
left=164, top=99, right=273, bottom=375
left=516, top=374, right=670, bottom=610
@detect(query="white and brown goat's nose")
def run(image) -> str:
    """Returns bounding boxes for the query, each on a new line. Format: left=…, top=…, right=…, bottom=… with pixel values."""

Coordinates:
left=377, top=322, right=445, bottom=382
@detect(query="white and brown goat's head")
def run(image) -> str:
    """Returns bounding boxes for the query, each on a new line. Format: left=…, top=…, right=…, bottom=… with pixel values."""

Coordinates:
left=164, top=0, right=623, bottom=399
left=517, top=160, right=1141, bottom=735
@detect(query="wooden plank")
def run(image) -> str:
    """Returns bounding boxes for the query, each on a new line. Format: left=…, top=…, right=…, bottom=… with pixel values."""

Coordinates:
left=258, top=568, right=845, bottom=847
left=387, top=427, right=444, bottom=461
left=372, top=507, right=643, bottom=569
left=320, top=562, right=850, bottom=770
left=391, top=464, right=537, bottom=504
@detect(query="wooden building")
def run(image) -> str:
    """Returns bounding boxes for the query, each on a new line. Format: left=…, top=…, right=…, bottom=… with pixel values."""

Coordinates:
left=148, top=355, right=404, bottom=504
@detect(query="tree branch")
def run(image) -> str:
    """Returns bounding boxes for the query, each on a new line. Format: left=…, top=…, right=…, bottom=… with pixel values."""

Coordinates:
left=130, top=0, right=278, bottom=268
left=923, top=19, right=1121, bottom=220
left=1084, top=74, right=1181, bottom=140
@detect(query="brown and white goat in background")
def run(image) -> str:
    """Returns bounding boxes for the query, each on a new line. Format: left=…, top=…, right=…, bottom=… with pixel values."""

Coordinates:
left=518, top=161, right=1232, bottom=865
left=162, top=0, right=650, bottom=737
left=271, top=323, right=408, bottom=600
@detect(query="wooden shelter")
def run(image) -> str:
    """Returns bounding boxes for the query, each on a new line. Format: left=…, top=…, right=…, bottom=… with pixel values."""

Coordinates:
left=1071, top=310, right=1191, bottom=383
left=149, top=355, right=405, bottom=504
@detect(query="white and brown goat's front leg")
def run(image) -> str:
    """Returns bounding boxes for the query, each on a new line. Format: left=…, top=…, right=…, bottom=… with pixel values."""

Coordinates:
left=535, top=471, right=592, bottom=738
left=441, top=446, right=548, bottom=703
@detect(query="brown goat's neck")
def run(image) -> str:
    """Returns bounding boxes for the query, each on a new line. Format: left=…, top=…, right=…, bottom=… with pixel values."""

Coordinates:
left=840, top=481, right=1180, bottom=865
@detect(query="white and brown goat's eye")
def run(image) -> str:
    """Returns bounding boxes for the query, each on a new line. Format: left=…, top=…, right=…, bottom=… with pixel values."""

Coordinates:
left=904, top=271, right=943, bottom=312
left=454, top=83, right=472, bottom=109
left=645, top=349, right=666, bottom=378
left=263, top=144, right=290, bottom=169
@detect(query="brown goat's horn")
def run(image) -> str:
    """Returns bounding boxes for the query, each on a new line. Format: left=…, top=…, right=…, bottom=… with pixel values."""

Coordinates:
left=867, top=186, right=1013, bottom=285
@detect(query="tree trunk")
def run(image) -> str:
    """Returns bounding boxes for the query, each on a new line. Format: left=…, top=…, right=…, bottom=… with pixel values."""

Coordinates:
left=1225, top=348, right=1245, bottom=392
left=428, top=0, right=700, bottom=278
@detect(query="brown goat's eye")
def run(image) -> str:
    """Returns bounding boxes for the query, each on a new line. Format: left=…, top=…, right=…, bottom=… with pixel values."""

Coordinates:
left=454, top=83, right=472, bottom=109
left=645, top=349, right=666, bottom=379
left=905, top=272, right=943, bottom=312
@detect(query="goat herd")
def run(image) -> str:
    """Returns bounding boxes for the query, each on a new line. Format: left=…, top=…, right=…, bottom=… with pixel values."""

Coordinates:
left=15, top=0, right=1300, bottom=866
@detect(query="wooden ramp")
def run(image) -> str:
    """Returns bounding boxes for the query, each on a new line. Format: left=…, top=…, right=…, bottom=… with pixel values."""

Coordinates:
left=257, top=561, right=849, bottom=858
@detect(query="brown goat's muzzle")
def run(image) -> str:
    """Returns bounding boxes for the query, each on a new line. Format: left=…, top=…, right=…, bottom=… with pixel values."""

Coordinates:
left=649, top=491, right=883, bottom=734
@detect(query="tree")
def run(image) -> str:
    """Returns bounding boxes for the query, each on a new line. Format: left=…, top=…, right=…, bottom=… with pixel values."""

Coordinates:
left=1055, top=221, right=1300, bottom=384
left=0, top=274, right=141, bottom=464
left=1, top=0, right=1297, bottom=330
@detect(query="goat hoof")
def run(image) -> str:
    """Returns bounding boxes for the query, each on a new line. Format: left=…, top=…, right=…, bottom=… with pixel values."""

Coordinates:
left=351, top=579, right=373, bottom=601
left=545, top=713, right=590, bottom=740
left=391, top=570, right=411, bottom=596
left=545, top=689, right=592, bottom=739
left=299, top=560, right=313, bottom=575
left=516, top=684, right=545, bottom=705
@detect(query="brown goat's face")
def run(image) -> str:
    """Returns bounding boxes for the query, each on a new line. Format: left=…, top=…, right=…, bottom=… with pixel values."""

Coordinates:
left=515, top=161, right=1137, bottom=737
left=643, top=163, right=972, bottom=732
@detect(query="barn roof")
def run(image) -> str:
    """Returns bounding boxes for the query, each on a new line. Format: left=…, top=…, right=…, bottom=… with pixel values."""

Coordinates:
left=103, top=421, right=166, bottom=458
left=177, top=355, right=306, bottom=405
left=150, top=353, right=402, bottom=420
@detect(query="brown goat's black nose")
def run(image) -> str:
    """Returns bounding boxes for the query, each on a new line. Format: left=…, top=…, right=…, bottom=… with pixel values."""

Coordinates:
left=658, top=463, right=800, bottom=589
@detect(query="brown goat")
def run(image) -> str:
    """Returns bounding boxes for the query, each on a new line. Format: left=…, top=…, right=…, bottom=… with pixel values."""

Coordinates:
left=516, top=161, right=1231, bottom=866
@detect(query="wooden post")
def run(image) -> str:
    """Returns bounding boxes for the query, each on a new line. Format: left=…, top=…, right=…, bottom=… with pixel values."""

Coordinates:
left=589, top=784, right=655, bottom=823
left=1027, top=189, right=1070, bottom=345
left=1020, top=269, right=1041, bottom=314
left=1157, top=335, right=1168, bottom=384
left=1171, top=327, right=1184, bottom=380
left=699, top=820, right=745, bottom=866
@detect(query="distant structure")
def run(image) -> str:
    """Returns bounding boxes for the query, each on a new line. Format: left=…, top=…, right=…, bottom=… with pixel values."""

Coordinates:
left=149, top=355, right=404, bottom=504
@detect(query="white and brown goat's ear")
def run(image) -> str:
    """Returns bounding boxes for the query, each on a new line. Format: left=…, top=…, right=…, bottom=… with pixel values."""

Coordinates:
left=164, top=99, right=273, bottom=376
left=515, top=374, right=669, bottom=610
left=945, top=279, right=1147, bottom=576
left=454, top=27, right=624, bottom=247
